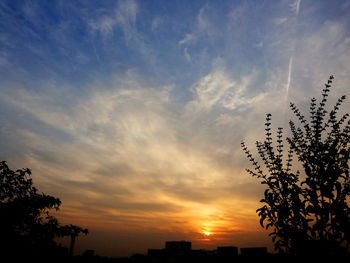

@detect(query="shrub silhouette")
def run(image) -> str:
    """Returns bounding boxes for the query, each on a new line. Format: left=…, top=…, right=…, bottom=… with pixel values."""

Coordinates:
left=0, top=160, right=88, bottom=258
left=241, top=76, right=350, bottom=255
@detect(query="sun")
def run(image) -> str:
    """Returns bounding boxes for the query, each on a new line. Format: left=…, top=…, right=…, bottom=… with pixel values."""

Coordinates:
left=203, top=231, right=211, bottom=236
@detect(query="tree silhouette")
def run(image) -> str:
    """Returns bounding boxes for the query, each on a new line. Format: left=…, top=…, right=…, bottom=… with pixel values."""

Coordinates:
left=241, top=76, right=350, bottom=255
left=0, top=160, right=88, bottom=258
left=60, top=224, right=89, bottom=256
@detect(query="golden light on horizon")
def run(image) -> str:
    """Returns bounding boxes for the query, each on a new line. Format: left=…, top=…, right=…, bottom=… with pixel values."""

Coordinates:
left=203, top=231, right=211, bottom=236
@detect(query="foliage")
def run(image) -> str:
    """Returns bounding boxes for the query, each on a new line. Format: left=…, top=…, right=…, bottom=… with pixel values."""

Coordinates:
left=0, top=160, right=88, bottom=257
left=241, top=76, right=350, bottom=254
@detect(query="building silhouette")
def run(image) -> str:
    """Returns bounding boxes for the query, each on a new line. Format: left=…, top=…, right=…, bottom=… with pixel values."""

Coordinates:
left=240, top=247, right=267, bottom=257
left=147, top=241, right=268, bottom=262
left=165, top=241, right=191, bottom=254
left=148, top=241, right=193, bottom=262
left=217, top=246, right=238, bottom=257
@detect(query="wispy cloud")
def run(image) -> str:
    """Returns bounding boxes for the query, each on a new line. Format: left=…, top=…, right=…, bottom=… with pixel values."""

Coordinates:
left=188, top=64, right=264, bottom=112
left=89, top=16, right=118, bottom=37
left=179, top=33, right=196, bottom=46
left=274, top=17, right=288, bottom=25
left=88, top=0, right=138, bottom=38
left=184, top=47, right=192, bottom=63
left=178, top=6, right=213, bottom=62
left=87, top=0, right=154, bottom=63
left=151, top=17, right=162, bottom=31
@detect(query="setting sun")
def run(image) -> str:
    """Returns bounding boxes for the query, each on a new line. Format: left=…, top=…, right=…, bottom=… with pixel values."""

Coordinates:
left=203, top=231, right=211, bottom=236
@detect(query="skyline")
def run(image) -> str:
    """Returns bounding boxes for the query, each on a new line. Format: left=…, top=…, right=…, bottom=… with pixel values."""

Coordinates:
left=1, top=0, right=350, bottom=257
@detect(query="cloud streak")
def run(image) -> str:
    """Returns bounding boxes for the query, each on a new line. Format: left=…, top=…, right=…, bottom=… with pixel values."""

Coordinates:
left=291, top=0, right=302, bottom=15
left=285, top=56, right=293, bottom=109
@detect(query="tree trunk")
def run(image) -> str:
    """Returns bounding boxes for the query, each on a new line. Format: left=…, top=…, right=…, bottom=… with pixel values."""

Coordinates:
left=69, top=235, right=76, bottom=257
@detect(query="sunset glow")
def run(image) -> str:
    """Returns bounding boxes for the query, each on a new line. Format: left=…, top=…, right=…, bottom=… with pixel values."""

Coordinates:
left=1, top=0, right=350, bottom=258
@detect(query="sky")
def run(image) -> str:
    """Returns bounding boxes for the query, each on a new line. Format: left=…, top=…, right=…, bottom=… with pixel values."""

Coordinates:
left=1, top=0, right=350, bottom=257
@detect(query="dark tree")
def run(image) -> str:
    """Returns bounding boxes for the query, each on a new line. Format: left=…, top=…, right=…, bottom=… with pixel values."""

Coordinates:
left=0, top=160, right=88, bottom=258
left=241, top=76, right=350, bottom=255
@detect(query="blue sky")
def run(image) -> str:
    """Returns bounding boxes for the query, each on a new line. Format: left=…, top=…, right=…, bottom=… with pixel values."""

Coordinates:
left=1, top=0, right=350, bottom=257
